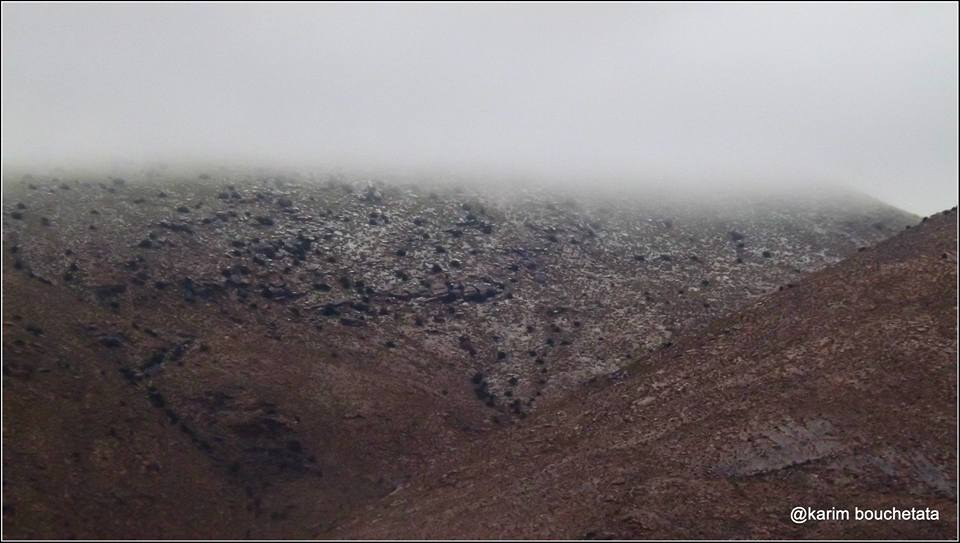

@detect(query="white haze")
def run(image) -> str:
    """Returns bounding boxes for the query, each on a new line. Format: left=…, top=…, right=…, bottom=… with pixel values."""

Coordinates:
left=1, top=3, right=957, bottom=215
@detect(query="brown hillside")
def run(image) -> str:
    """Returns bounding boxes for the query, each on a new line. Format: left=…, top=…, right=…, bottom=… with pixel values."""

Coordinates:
left=330, top=208, right=958, bottom=540
left=0, top=172, right=945, bottom=539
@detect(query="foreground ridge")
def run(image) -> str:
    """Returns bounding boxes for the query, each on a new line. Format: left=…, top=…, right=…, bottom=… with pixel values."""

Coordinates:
left=331, top=207, right=958, bottom=539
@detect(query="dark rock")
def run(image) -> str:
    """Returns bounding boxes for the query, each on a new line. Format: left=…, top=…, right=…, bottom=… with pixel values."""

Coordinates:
left=464, top=286, right=497, bottom=303
left=158, top=221, right=194, bottom=235
left=99, top=335, right=124, bottom=348
left=94, top=284, right=126, bottom=302
left=260, top=284, right=300, bottom=301
left=181, top=278, right=224, bottom=303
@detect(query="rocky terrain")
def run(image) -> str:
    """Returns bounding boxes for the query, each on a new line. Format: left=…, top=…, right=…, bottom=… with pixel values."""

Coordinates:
left=330, top=206, right=958, bottom=539
left=3, top=169, right=949, bottom=539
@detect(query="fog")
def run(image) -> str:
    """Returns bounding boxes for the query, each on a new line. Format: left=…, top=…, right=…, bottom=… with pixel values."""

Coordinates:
left=2, top=3, right=957, bottom=214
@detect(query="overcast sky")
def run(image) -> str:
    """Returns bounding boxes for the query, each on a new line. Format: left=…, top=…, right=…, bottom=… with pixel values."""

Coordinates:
left=2, top=3, right=957, bottom=214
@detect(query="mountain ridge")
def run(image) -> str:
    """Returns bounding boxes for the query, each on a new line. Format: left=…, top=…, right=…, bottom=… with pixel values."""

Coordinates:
left=1, top=172, right=938, bottom=538
left=328, top=207, right=957, bottom=539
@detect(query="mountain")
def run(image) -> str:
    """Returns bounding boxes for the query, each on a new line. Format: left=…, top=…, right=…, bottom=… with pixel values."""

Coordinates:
left=330, top=206, right=958, bottom=539
left=1, top=170, right=929, bottom=538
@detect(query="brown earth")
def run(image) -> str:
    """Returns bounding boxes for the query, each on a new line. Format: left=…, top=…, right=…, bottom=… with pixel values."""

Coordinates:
left=1, top=171, right=953, bottom=539
left=329, top=207, right=958, bottom=539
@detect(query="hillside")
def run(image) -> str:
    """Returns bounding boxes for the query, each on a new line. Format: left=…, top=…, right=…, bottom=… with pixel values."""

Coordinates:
left=330, top=207, right=958, bottom=539
left=1, top=171, right=926, bottom=538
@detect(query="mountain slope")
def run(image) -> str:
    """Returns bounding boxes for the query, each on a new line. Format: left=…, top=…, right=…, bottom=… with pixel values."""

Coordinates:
left=2, top=172, right=916, bottom=413
left=330, top=207, right=957, bottom=539
left=1, top=171, right=924, bottom=538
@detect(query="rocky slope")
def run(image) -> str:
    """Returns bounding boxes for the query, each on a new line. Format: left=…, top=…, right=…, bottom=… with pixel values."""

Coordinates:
left=1, top=170, right=927, bottom=538
left=331, top=207, right=958, bottom=539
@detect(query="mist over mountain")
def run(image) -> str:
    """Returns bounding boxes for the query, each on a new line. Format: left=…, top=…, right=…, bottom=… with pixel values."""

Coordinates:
left=2, top=3, right=958, bottom=213
left=1, top=3, right=957, bottom=541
